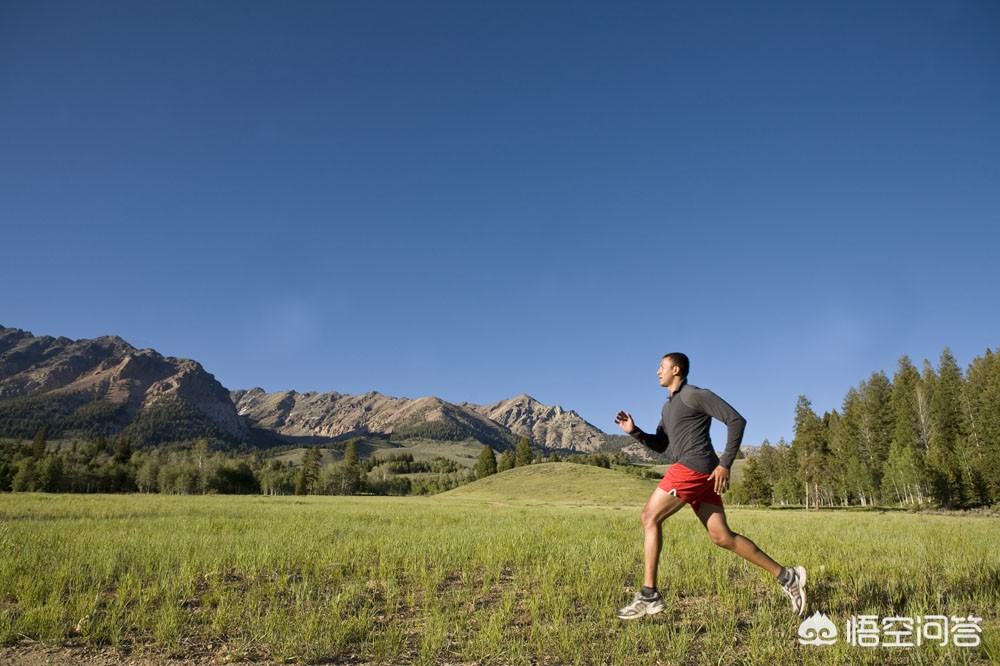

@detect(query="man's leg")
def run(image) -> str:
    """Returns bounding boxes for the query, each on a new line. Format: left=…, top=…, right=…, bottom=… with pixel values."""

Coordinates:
left=697, top=502, right=781, bottom=576
left=693, top=502, right=781, bottom=574
left=641, top=487, right=687, bottom=588
left=618, top=487, right=686, bottom=620
left=694, top=502, right=807, bottom=616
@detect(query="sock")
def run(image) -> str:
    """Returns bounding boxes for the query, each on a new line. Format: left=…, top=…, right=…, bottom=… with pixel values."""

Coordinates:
left=776, top=567, right=792, bottom=585
left=641, top=586, right=658, bottom=597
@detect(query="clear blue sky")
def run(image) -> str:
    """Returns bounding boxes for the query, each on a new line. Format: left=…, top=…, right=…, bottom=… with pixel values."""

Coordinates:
left=2, top=1, right=998, bottom=446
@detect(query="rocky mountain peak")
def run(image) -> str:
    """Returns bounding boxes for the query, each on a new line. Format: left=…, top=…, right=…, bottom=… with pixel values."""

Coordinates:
left=2, top=324, right=619, bottom=456
left=0, top=325, right=248, bottom=443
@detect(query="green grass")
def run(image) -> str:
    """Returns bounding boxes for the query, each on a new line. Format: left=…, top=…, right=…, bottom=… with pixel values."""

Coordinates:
left=1, top=463, right=997, bottom=665
left=442, top=462, right=656, bottom=506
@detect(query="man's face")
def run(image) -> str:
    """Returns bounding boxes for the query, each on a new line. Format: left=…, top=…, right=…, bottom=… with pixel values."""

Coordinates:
left=657, top=357, right=678, bottom=387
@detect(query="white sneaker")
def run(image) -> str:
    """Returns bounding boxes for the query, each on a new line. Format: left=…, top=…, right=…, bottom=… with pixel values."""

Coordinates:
left=781, top=566, right=807, bottom=617
left=616, top=590, right=666, bottom=620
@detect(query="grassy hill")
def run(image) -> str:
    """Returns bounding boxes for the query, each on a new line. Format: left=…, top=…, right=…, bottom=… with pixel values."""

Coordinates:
left=441, top=462, right=656, bottom=507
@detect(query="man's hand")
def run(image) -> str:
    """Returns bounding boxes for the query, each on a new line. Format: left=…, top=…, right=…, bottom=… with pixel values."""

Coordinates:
left=708, top=465, right=730, bottom=495
left=614, top=411, right=637, bottom=434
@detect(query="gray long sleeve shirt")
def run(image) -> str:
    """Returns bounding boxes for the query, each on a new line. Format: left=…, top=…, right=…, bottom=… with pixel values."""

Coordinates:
left=629, top=380, right=746, bottom=474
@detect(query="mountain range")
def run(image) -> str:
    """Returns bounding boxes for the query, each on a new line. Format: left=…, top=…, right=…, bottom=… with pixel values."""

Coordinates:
left=0, top=325, right=641, bottom=457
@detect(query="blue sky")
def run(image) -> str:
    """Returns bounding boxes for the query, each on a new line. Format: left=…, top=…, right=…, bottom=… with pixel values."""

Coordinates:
left=2, top=1, right=998, bottom=446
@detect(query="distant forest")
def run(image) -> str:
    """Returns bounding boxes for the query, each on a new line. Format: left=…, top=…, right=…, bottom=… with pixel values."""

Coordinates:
left=0, top=427, right=643, bottom=498
left=729, top=348, right=1000, bottom=510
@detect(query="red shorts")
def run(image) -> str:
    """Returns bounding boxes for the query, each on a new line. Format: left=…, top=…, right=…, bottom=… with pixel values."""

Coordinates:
left=658, top=463, right=723, bottom=511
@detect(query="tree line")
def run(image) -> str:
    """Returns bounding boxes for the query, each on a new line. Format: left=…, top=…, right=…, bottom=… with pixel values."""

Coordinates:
left=0, top=433, right=470, bottom=497
left=1, top=429, right=654, bottom=498
left=729, top=348, right=1000, bottom=509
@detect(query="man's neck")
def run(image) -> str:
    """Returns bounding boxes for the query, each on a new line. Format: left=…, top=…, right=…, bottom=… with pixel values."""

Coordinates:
left=668, top=378, right=685, bottom=396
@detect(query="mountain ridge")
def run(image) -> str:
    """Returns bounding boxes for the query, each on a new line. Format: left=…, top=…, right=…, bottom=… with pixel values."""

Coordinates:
left=231, top=387, right=612, bottom=454
left=0, top=325, right=248, bottom=443
left=1, top=324, right=642, bottom=456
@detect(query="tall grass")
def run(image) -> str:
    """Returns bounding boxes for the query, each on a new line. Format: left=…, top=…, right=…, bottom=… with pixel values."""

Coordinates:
left=1, top=470, right=997, bottom=664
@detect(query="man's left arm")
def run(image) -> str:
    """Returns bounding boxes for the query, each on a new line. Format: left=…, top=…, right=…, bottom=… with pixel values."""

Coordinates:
left=691, top=389, right=747, bottom=470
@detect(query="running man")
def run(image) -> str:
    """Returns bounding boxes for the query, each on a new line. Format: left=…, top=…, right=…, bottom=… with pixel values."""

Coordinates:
left=614, top=352, right=806, bottom=620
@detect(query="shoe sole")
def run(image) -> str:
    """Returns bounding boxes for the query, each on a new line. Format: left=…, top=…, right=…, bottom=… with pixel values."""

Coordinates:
left=617, top=603, right=665, bottom=620
left=794, top=566, right=807, bottom=617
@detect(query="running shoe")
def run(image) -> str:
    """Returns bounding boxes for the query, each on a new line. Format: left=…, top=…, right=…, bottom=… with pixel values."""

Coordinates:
left=781, top=566, right=807, bottom=617
left=616, top=590, right=666, bottom=620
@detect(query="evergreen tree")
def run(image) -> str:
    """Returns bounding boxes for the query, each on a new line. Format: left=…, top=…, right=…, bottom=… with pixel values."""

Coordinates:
left=883, top=356, right=928, bottom=506
left=296, top=446, right=322, bottom=495
left=961, top=349, right=999, bottom=505
left=113, top=437, right=133, bottom=465
left=514, top=437, right=533, bottom=467
left=891, top=356, right=922, bottom=452
left=738, top=456, right=772, bottom=506
left=827, top=398, right=856, bottom=504
left=791, top=396, right=829, bottom=510
left=497, top=450, right=515, bottom=472
left=339, top=441, right=362, bottom=495
left=474, top=446, right=497, bottom=479
left=31, top=426, right=48, bottom=459
left=766, top=438, right=801, bottom=505
left=343, top=440, right=359, bottom=466
left=755, top=440, right=779, bottom=485
left=858, top=371, right=894, bottom=473
left=925, top=351, right=966, bottom=507
left=12, top=459, right=39, bottom=491
left=883, top=439, right=925, bottom=506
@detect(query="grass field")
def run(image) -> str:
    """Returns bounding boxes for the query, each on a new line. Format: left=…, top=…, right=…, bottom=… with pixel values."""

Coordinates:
left=1, top=463, right=997, bottom=665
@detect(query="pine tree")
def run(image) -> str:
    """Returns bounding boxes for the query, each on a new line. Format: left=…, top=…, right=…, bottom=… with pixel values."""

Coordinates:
left=769, top=438, right=802, bottom=505
left=925, top=350, right=966, bottom=507
left=739, top=456, right=772, bottom=506
left=339, top=441, right=362, bottom=495
left=514, top=437, right=533, bottom=467
left=858, top=372, right=894, bottom=471
left=858, top=372, right=894, bottom=504
left=882, top=356, right=928, bottom=506
left=497, top=450, right=515, bottom=472
left=828, top=393, right=858, bottom=504
left=474, top=446, right=497, bottom=479
left=31, top=425, right=48, bottom=459
left=961, top=349, right=999, bottom=504
left=791, top=396, right=829, bottom=510
left=343, top=440, right=359, bottom=466
left=891, top=357, right=921, bottom=451
left=296, top=446, right=322, bottom=495
left=984, top=349, right=1000, bottom=504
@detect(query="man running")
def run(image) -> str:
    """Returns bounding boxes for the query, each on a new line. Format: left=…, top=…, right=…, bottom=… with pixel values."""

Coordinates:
left=614, top=352, right=806, bottom=619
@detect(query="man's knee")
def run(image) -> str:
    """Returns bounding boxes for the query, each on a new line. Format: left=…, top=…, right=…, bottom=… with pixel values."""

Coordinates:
left=641, top=501, right=671, bottom=529
left=641, top=505, right=658, bottom=530
left=710, top=529, right=736, bottom=550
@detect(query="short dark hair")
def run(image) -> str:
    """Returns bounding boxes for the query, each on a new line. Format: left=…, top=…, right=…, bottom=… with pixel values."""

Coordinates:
left=663, top=352, right=690, bottom=378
